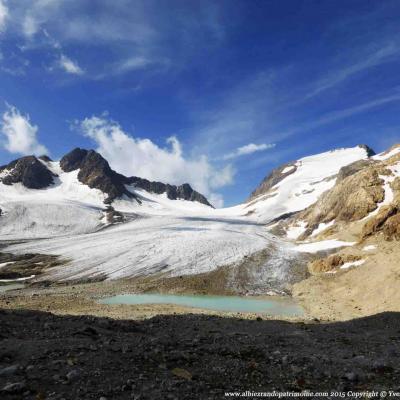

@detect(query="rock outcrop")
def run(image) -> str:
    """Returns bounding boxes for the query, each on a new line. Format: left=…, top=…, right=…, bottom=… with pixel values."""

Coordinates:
left=297, top=167, right=386, bottom=239
left=308, top=254, right=363, bottom=274
left=0, top=156, right=56, bottom=189
left=127, top=177, right=213, bottom=207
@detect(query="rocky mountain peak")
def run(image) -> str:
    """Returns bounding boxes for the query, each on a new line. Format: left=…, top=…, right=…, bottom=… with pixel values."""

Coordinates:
left=60, top=148, right=136, bottom=204
left=0, top=155, right=56, bottom=189
left=357, top=144, right=376, bottom=157
left=59, top=148, right=213, bottom=206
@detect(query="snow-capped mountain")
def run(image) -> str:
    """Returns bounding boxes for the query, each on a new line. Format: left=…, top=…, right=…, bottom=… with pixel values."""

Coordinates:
left=220, top=145, right=373, bottom=224
left=1, top=143, right=397, bottom=294
left=0, top=148, right=212, bottom=238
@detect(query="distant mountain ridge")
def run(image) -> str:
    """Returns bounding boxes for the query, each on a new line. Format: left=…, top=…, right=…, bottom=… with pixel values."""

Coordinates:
left=0, top=147, right=212, bottom=207
left=248, top=144, right=376, bottom=202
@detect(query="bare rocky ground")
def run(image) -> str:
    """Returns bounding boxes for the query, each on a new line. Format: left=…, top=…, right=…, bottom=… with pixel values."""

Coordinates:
left=1, top=310, right=400, bottom=399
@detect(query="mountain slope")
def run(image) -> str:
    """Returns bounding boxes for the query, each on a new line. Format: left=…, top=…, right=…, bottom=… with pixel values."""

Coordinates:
left=221, top=145, right=372, bottom=224
left=283, top=144, right=400, bottom=319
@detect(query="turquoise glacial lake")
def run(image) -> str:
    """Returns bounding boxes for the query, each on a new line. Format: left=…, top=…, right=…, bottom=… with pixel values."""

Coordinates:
left=99, top=293, right=304, bottom=317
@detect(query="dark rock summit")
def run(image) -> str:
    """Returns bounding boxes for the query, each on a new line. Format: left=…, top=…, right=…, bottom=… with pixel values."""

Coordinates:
left=358, top=144, right=376, bottom=157
left=0, top=156, right=56, bottom=189
left=60, top=148, right=137, bottom=203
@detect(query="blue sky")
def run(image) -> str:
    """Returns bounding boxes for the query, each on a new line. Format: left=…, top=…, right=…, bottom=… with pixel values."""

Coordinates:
left=0, top=0, right=400, bottom=207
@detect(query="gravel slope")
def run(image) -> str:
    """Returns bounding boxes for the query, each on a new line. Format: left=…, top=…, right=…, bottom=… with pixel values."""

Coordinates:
left=1, top=310, right=399, bottom=399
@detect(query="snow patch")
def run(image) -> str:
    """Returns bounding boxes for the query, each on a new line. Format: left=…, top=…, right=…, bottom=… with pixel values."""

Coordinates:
left=311, top=220, right=335, bottom=237
left=340, top=259, right=365, bottom=270
left=286, top=221, right=307, bottom=240
left=281, top=165, right=295, bottom=174
left=372, top=147, right=400, bottom=161
left=0, top=274, right=35, bottom=282
left=294, top=240, right=356, bottom=253
left=363, top=245, right=376, bottom=251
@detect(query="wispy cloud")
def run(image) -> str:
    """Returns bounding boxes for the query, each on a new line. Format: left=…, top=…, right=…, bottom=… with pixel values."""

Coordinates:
left=306, top=43, right=400, bottom=99
left=222, top=143, right=275, bottom=160
left=1, top=1, right=225, bottom=80
left=78, top=115, right=234, bottom=207
left=57, top=54, right=84, bottom=75
left=0, top=0, right=8, bottom=32
left=0, top=105, right=48, bottom=156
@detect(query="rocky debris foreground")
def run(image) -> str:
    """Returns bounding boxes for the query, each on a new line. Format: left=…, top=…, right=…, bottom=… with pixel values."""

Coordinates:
left=0, top=310, right=399, bottom=400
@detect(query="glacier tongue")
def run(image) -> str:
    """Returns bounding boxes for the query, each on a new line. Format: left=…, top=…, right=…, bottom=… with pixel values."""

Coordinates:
left=5, top=213, right=297, bottom=284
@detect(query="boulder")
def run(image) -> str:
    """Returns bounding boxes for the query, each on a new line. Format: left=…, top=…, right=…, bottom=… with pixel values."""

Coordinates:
left=383, top=214, right=400, bottom=241
left=308, top=254, right=362, bottom=274
left=362, top=205, right=398, bottom=239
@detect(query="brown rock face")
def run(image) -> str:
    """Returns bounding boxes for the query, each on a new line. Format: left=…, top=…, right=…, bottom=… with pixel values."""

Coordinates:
left=361, top=205, right=398, bottom=239
left=383, top=214, right=400, bottom=241
left=298, top=168, right=386, bottom=237
left=308, top=254, right=362, bottom=274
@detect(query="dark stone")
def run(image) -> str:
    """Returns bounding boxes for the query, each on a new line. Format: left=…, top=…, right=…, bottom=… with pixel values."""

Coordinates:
left=358, top=144, right=376, bottom=157
left=0, top=156, right=56, bottom=189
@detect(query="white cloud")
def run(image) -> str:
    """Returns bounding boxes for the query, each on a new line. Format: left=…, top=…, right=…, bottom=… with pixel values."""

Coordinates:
left=222, top=143, right=275, bottom=160
left=0, top=105, right=48, bottom=156
left=306, top=43, right=400, bottom=99
left=111, top=56, right=153, bottom=74
left=79, top=115, right=234, bottom=207
left=58, top=54, right=83, bottom=75
left=0, top=0, right=8, bottom=32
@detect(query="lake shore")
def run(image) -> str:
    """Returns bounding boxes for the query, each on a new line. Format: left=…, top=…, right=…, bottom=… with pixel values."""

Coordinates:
left=0, top=280, right=311, bottom=322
